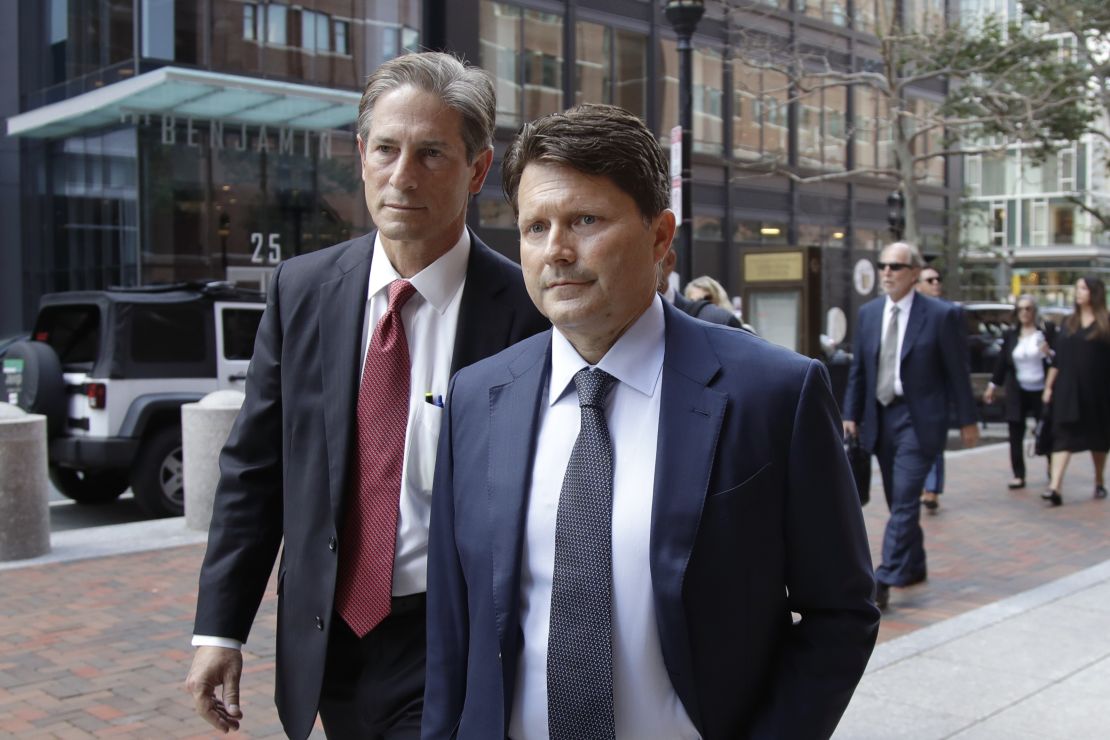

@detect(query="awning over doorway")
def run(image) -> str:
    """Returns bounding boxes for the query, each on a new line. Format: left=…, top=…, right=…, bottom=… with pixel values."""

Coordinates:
left=7, top=66, right=362, bottom=139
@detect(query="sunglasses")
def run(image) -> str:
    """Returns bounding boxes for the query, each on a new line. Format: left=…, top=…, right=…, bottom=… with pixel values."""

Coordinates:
left=923, top=277, right=942, bottom=284
left=876, top=262, right=912, bottom=272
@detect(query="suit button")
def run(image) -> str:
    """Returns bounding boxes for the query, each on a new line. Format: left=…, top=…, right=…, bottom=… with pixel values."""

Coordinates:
left=315, top=616, right=324, bottom=630
left=328, top=537, right=337, bottom=552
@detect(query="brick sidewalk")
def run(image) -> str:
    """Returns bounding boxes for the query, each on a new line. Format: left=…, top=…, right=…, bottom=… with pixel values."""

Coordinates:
left=1, top=442, right=1107, bottom=737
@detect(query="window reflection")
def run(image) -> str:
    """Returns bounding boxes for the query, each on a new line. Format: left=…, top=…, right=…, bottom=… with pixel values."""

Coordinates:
left=575, top=21, right=647, bottom=119
left=733, top=58, right=788, bottom=163
left=660, top=40, right=723, bottom=153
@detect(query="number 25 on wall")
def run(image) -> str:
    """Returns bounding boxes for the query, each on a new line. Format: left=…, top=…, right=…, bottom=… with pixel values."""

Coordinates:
left=250, top=232, right=282, bottom=264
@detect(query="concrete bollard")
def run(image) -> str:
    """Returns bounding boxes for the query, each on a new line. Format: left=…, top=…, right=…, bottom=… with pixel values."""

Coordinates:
left=0, top=403, right=51, bottom=560
left=183, top=390, right=245, bottom=532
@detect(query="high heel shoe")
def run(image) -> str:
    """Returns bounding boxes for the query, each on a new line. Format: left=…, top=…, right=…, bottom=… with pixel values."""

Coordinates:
left=1095, top=485, right=1108, bottom=500
left=1042, top=489, right=1062, bottom=507
left=1008, top=478, right=1026, bottom=490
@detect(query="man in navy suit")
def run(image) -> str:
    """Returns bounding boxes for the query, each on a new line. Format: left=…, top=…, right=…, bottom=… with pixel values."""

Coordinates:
left=185, top=53, right=547, bottom=739
left=843, top=242, right=978, bottom=609
left=423, top=104, right=878, bottom=739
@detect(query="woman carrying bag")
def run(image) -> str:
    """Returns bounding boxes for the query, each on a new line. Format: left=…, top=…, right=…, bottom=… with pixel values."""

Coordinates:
left=1041, top=276, right=1110, bottom=506
left=984, top=296, right=1056, bottom=489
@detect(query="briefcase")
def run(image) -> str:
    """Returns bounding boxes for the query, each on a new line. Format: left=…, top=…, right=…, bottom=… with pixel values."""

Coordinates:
left=844, top=434, right=871, bottom=506
left=1032, top=404, right=1053, bottom=457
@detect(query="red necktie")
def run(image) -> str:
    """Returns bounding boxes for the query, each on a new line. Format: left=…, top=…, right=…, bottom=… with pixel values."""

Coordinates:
left=335, top=279, right=417, bottom=637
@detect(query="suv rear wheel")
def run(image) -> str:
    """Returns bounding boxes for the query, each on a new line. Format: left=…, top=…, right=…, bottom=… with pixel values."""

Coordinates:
left=131, top=426, right=184, bottom=518
left=49, top=466, right=129, bottom=504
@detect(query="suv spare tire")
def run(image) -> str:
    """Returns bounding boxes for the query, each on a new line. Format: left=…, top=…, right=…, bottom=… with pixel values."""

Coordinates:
left=2, top=340, right=66, bottom=436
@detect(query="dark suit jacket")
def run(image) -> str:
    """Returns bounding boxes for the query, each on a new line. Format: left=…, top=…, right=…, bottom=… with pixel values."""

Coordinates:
left=989, top=323, right=1057, bottom=422
left=843, top=293, right=977, bottom=458
left=673, top=291, right=744, bottom=329
left=423, top=301, right=879, bottom=739
left=193, top=231, right=548, bottom=740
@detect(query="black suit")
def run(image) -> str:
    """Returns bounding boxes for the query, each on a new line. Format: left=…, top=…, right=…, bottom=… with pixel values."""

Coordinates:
left=672, top=292, right=744, bottom=329
left=193, top=231, right=548, bottom=740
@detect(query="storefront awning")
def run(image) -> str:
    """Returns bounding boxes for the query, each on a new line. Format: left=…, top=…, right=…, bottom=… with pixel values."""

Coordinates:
left=7, top=66, right=362, bottom=139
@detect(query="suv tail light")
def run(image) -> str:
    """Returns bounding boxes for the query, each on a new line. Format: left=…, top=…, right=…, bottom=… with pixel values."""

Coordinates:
left=86, top=383, right=107, bottom=409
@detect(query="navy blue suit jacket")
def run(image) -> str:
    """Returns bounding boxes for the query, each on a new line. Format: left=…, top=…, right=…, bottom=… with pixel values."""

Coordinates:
left=424, top=301, right=879, bottom=739
left=193, top=231, right=548, bottom=740
left=843, top=293, right=977, bottom=458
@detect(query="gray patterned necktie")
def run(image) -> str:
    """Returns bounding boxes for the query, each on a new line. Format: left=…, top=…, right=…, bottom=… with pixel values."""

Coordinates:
left=547, top=367, right=618, bottom=740
left=877, top=305, right=900, bottom=406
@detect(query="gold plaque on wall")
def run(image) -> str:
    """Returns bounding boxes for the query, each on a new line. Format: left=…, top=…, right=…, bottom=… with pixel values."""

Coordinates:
left=744, top=251, right=803, bottom=282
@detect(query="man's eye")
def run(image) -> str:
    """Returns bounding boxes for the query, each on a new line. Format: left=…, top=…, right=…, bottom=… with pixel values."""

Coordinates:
left=424, top=149, right=442, bottom=158
left=376, top=145, right=394, bottom=154
left=525, top=223, right=546, bottom=235
left=580, top=215, right=597, bottom=225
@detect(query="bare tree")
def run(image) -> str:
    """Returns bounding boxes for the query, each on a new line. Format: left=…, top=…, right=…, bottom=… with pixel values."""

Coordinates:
left=724, top=0, right=1092, bottom=245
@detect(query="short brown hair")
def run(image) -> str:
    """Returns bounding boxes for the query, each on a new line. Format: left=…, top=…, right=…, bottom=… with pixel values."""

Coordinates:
left=501, top=104, right=670, bottom=220
left=357, top=51, right=495, bottom=163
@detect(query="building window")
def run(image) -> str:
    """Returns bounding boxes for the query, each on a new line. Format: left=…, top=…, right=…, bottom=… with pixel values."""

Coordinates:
left=575, top=22, right=647, bottom=120
left=301, top=10, right=332, bottom=53
left=734, top=60, right=788, bottom=163
left=1059, top=145, right=1076, bottom=191
left=966, top=153, right=982, bottom=196
left=480, top=2, right=564, bottom=128
left=333, top=20, right=350, bottom=56
left=243, top=4, right=257, bottom=42
left=1031, top=198, right=1048, bottom=245
left=661, top=41, right=724, bottom=152
left=797, top=80, right=846, bottom=171
left=267, top=4, right=287, bottom=46
left=1052, top=204, right=1074, bottom=244
left=991, top=200, right=1006, bottom=247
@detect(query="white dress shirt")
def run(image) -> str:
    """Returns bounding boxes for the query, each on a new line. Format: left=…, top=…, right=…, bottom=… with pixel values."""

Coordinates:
left=1013, top=330, right=1047, bottom=391
left=193, top=230, right=468, bottom=649
left=883, top=291, right=915, bottom=398
left=508, top=295, right=698, bottom=740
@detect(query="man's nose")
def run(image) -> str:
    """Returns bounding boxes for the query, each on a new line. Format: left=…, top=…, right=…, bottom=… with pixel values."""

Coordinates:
left=388, top=149, right=419, bottom=191
left=542, top=225, right=575, bottom=264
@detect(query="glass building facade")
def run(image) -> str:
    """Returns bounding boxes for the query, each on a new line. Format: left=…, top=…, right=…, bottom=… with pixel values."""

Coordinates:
left=5, top=0, right=963, bottom=354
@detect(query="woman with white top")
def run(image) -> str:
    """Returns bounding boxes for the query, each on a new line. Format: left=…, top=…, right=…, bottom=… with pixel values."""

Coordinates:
left=984, top=296, right=1056, bottom=489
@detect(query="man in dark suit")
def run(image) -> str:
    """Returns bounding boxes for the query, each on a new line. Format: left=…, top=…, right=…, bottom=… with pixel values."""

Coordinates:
left=656, top=247, right=743, bottom=328
left=423, top=104, right=878, bottom=739
left=184, top=52, right=547, bottom=739
left=843, top=242, right=979, bottom=610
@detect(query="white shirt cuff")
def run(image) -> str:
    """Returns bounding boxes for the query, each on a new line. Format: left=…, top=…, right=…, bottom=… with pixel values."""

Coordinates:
left=192, top=635, right=243, bottom=650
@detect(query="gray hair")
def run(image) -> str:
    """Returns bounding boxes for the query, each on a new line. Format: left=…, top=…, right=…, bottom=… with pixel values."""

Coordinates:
left=884, top=241, right=924, bottom=268
left=357, top=52, right=495, bottom=163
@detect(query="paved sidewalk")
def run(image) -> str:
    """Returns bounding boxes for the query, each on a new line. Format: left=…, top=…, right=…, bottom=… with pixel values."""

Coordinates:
left=0, top=441, right=1107, bottom=738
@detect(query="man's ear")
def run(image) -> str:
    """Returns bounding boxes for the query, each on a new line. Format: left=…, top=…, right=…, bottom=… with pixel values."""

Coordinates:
left=652, top=210, right=678, bottom=263
left=469, top=148, right=495, bottom=195
left=356, top=135, right=367, bottom=183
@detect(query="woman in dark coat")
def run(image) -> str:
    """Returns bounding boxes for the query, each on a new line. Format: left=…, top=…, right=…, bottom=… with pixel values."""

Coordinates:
left=984, top=296, right=1056, bottom=489
left=1041, top=276, right=1110, bottom=506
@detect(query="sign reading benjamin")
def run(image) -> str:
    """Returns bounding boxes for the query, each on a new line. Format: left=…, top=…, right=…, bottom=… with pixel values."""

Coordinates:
left=853, top=258, right=876, bottom=296
left=123, top=113, right=339, bottom=159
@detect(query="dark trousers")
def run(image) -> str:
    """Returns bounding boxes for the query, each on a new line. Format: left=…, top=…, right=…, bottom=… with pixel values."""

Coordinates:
left=318, top=594, right=427, bottom=740
left=1008, top=389, right=1044, bottom=480
left=875, top=401, right=932, bottom=586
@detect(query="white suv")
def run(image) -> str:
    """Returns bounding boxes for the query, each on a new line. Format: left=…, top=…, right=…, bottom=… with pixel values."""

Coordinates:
left=2, top=282, right=264, bottom=517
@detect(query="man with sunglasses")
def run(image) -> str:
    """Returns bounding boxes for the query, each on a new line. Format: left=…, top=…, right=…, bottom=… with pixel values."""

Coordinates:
left=916, top=265, right=949, bottom=513
left=843, top=243, right=979, bottom=610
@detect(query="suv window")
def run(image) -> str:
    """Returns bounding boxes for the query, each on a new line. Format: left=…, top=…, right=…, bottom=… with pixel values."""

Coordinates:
left=131, top=305, right=207, bottom=364
left=222, top=308, right=264, bottom=360
left=34, top=305, right=101, bottom=369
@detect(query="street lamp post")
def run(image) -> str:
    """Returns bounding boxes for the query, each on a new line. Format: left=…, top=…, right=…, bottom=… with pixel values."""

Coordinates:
left=886, top=190, right=905, bottom=242
left=664, top=0, right=705, bottom=287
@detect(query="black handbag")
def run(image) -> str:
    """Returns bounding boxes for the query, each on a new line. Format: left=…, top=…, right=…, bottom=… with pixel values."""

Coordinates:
left=844, top=434, right=871, bottom=506
left=1033, top=404, right=1053, bottom=457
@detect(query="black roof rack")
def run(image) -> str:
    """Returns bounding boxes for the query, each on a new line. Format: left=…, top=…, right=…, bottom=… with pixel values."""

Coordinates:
left=105, top=281, right=265, bottom=301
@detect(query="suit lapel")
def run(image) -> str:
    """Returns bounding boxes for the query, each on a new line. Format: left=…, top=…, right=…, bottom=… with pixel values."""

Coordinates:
left=902, top=295, right=927, bottom=362
left=650, top=303, right=725, bottom=730
left=452, top=232, right=513, bottom=375
left=319, top=236, right=374, bottom=525
left=487, top=337, right=550, bottom=663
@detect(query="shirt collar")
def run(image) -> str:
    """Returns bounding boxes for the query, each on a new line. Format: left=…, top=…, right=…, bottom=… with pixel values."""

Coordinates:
left=367, top=228, right=471, bottom=313
left=885, top=290, right=915, bottom=314
left=548, top=294, right=666, bottom=406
